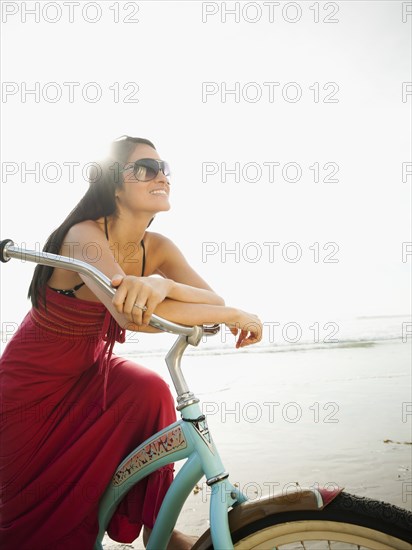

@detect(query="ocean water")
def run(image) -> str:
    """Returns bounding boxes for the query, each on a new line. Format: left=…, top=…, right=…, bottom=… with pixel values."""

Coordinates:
left=106, top=312, right=412, bottom=359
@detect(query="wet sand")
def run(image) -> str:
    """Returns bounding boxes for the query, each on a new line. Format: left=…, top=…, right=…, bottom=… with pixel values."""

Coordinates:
left=102, top=339, right=411, bottom=548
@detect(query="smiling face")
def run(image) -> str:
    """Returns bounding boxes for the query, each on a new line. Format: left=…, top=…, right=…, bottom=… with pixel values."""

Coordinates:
left=116, top=143, right=171, bottom=216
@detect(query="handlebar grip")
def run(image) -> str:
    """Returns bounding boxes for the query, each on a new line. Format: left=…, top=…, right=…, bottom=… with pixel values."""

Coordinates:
left=0, top=239, right=14, bottom=263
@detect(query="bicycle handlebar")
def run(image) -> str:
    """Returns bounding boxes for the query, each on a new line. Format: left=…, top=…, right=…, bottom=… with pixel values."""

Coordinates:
left=0, top=239, right=220, bottom=342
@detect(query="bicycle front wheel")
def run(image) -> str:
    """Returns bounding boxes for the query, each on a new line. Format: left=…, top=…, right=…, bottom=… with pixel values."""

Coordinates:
left=231, top=492, right=412, bottom=549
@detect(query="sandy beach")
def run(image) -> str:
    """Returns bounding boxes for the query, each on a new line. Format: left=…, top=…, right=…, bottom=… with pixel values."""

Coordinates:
left=102, top=338, right=411, bottom=549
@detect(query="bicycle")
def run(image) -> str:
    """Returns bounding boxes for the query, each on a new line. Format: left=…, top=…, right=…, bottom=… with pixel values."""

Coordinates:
left=1, top=238, right=411, bottom=550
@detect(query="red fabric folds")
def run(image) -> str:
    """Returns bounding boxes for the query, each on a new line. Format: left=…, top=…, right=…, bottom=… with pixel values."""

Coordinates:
left=0, top=286, right=177, bottom=549
left=100, top=309, right=126, bottom=411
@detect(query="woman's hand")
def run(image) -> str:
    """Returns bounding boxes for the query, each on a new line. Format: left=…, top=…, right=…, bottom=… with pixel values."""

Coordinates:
left=225, top=308, right=263, bottom=349
left=110, top=274, right=174, bottom=325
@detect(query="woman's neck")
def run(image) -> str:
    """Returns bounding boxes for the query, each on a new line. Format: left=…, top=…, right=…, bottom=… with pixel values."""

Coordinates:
left=105, top=212, right=152, bottom=246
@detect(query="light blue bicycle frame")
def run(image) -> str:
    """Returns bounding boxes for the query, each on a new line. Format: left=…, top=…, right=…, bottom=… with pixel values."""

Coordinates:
left=95, top=399, right=248, bottom=550
left=94, top=327, right=249, bottom=550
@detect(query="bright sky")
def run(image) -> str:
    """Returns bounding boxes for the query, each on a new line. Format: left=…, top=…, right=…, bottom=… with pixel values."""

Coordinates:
left=1, top=1, right=411, bottom=346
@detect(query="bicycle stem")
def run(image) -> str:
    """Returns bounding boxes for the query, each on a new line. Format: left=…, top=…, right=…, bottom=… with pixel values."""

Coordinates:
left=0, top=239, right=219, bottom=404
left=166, top=333, right=202, bottom=410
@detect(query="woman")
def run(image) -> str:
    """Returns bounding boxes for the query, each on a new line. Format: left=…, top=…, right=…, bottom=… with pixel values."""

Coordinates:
left=0, top=135, right=262, bottom=549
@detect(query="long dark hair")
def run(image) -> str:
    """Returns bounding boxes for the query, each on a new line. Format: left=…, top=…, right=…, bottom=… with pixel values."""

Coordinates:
left=28, top=136, right=156, bottom=309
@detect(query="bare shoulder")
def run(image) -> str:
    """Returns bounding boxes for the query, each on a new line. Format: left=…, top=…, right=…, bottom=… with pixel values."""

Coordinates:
left=144, top=230, right=176, bottom=257
left=60, top=219, right=107, bottom=256
left=64, top=219, right=105, bottom=244
left=47, top=219, right=109, bottom=295
left=142, top=231, right=181, bottom=276
left=145, top=231, right=215, bottom=290
left=145, top=230, right=176, bottom=250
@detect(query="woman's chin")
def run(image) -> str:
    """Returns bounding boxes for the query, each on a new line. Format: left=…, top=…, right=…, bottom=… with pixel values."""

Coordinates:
left=155, top=202, right=171, bottom=213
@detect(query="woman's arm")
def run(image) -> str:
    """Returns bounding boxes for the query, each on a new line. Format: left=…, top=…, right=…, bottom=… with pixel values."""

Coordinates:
left=152, top=278, right=225, bottom=306
left=126, top=298, right=262, bottom=349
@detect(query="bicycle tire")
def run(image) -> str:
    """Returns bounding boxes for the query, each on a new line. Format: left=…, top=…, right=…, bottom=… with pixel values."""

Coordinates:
left=198, top=492, right=412, bottom=549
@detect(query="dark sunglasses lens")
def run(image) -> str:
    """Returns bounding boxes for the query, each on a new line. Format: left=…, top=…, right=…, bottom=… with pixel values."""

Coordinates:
left=133, top=159, right=171, bottom=181
left=133, top=159, right=157, bottom=181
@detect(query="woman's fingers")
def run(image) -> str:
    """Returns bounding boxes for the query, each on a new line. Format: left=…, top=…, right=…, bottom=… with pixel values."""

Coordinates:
left=111, top=274, right=124, bottom=287
left=111, top=276, right=141, bottom=323
left=110, top=276, right=164, bottom=325
left=232, top=318, right=263, bottom=348
left=130, top=303, right=145, bottom=325
left=130, top=287, right=153, bottom=324
left=134, top=290, right=155, bottom=326
left=125, top=292, right=143, bottom=324
left=239, top=333, right=260, bottom=347
left=226, top=322, right=262, bottom=348
left=236, top=329, right=248, bottom=348
left=142, top=292, right=161, bottom=325
left=112, top=282, right=128, bottom=314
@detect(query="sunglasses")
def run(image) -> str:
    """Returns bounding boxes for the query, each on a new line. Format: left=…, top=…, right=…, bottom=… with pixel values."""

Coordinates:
left=120, top=158, right=171, bottom=182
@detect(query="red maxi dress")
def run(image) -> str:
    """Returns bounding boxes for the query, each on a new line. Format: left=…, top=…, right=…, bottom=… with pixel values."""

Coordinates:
left=0, top=283, right=177, bottom=549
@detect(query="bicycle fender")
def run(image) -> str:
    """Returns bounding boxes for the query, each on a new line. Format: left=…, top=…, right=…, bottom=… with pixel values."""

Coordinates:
left=192, top=485, right=344, bottom=550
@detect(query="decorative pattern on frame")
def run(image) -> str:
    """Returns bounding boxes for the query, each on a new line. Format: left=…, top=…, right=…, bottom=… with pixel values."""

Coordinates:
left=112, top=425, right=187, bottom=487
